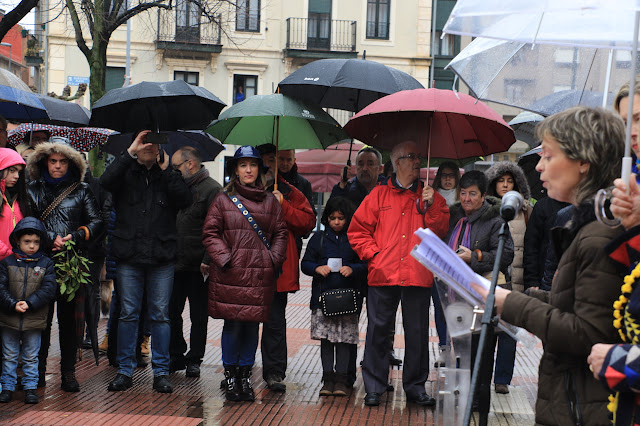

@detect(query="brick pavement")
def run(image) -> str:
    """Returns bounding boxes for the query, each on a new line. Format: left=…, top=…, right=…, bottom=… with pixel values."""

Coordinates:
left=0, top=270, right=542, bottom=425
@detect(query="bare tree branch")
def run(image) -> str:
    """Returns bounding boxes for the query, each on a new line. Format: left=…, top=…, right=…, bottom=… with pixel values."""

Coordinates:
left=109, top=0, right=170, bottom=33
left=66, top=0, right=91, bottom=59
left=0, top=0, right=39, bottom=42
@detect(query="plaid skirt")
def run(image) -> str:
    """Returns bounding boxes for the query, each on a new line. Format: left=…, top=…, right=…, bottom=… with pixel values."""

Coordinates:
left=310, top=308, right=359, bottom=345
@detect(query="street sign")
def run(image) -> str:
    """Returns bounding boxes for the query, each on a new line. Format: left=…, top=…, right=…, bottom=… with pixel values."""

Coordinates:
left=67, top=76, right=90, bottom=86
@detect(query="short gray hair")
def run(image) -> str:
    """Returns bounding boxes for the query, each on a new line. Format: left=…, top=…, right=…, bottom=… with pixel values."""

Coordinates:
left=390, top=141, right=417, bottom=173
left=534, top=106, right=625, bottom=205
left=356, top=147, right=382, bottom=165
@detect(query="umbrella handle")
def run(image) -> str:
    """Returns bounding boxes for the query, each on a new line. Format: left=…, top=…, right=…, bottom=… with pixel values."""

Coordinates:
left=416, top=198, right=428, bottom=215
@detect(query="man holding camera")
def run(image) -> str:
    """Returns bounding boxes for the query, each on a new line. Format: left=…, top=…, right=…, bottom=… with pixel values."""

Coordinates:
left=100, top=130, right=192, bottom=393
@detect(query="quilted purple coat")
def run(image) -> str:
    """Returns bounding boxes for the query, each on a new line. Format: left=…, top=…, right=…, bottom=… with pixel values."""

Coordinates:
left=203, top=182, right=287, bottom=323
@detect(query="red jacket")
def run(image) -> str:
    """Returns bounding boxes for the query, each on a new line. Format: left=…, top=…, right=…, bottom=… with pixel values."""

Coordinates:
left=275, top=177, right=315, bottom=292
left=348, top=178, right=449, bottom=287
left=203, top=183, right=288, bottom=322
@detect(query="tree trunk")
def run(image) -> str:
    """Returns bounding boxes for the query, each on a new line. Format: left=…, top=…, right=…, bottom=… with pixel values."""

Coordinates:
left=88, top=38, right=109, bottom=176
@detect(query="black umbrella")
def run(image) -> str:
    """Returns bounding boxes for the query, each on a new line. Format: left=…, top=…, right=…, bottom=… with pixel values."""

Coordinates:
left=277, top=58, right=424, bottom=113
left=34, top=95, right=90, bottom=127
left=89, top=80, right=226, bottom=133
left=524, top=90, right=607, bottom=117
left=518, top=146, right=545, bottom=201
left=103, top=130, right=225, bottom=161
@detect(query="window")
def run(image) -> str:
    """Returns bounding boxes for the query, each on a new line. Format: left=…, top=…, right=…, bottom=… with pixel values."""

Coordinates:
left=106, top=67, right=125, bottom=91
left=366, top=0, right=389, bottom=39
left=236, top=0, right=260, bottom=32
left=233, top=75, right=257, bottom=104
left=174, top=71, right=199, bottom=86
left=554, top=48, right=579, bottom=67
left=176, top=0, right=200, bottom=43
left=504, top=79, right=534, bottom=103
left=433, top=31, right=455, bottom=56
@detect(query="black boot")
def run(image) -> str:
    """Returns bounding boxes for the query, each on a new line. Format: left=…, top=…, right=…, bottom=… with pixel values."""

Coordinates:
left=222, top=365, right=240, bottom=401
left=238, top=365, right=255, bottom=402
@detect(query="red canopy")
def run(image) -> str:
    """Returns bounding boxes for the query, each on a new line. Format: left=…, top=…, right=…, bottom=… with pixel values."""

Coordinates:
left=296, top=142, right=364, bottom=192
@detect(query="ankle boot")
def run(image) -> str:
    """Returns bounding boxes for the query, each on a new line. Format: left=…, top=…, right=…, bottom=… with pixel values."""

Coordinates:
left=223, top=365, right=240, bottom=401
left=319, top=371, right=334, bottom=396
left=333, top=373, right=348, bottom=396
left=238, top=365, right=255, bottom=401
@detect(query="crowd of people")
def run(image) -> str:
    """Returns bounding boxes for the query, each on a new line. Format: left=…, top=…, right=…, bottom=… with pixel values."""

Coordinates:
left=2, top=85, right=640, bottom=426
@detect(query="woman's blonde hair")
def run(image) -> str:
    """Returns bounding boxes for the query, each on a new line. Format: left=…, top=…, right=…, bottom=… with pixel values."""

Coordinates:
left=614, top=80, right=640, bottom=113
left=534, top=106, right=625, bottom=205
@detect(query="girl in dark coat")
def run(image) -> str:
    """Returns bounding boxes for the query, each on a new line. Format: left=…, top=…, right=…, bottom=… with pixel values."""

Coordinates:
left=301, top=197, right=366, bottom=397
left=202, top=146, right=287, bottom=402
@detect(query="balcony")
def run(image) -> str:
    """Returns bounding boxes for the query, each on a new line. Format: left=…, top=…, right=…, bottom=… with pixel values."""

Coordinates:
left=156, top=10, right=222, bottom=58
left=284, top=17, right=357, bottom=59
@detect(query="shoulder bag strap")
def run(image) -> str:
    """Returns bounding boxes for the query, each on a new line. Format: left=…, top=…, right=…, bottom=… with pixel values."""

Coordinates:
left=227, top=193, right=271, bottom=250
left=40, top=182, right=80, bottom=222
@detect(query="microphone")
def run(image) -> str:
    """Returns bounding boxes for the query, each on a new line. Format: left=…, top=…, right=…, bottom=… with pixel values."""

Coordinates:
left=500, top=191, right=524, bottom=221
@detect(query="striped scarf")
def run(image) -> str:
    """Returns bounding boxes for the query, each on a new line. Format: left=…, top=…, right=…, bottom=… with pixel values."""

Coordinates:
left=448, top=217, right=470, bottom=250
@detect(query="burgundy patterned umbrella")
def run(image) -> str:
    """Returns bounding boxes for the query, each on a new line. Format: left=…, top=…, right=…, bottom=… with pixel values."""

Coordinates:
left=8, top=123, right=112, bottom=152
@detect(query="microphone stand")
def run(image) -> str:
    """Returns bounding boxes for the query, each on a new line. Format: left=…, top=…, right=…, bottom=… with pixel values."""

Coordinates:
left=463, top=222, right=510, bottom=426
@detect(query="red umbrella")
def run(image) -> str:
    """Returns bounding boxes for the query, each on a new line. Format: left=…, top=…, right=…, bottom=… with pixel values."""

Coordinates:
left=344, top=88, right=515, bottom=159
left=295, top=141, right=365, bottom=192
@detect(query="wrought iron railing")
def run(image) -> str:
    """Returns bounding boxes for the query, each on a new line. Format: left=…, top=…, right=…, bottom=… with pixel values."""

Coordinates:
left=157, top=10, right=221, bottom=45
left=286, top=17, right=356, bottom=52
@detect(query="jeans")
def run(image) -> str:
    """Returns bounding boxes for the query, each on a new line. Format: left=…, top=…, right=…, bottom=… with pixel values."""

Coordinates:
left=221, top=320, right=259, bottom=367
left=1, top=328, right=41, bottom=391
left=494, top=333, right=517, bottom=385
left=432, top=280, right=450, bottom=348
left=116, top=262, right=174, bottom=377
left=170, top=270, right=209, bottom=366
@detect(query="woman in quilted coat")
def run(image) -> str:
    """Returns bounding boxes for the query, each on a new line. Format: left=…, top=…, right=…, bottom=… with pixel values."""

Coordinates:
left=202, top=146, right=287, bottom=402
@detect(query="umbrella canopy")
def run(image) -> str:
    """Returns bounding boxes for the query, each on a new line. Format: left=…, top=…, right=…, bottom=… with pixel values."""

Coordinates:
left=89, top=80, right=226, bottom=133
left=446, top=37, right=623, bottom=117
left=34, top=95, right=90, bottom=127
left=0, top=69, right=30, bottom=91
left=509, top=111, right=544, bottom=147
left=518, top=146, right=545, bottom=201
left=0, top=85, right=48, bottom=121
left=277, top=58, right=424, bottom=112
left=443, top=1, right=640, bottom=49
left=295, top=141, right=365, bottom=192
left=103, top=130, right=224, bottom=162
left=8, top=124, right=112, bottom=152
left=344, top=88, right=515, bottom=159
left=206, top=94, right=350, bottom=150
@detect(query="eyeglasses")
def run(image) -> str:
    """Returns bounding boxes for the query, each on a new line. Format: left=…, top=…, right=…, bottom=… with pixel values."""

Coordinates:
left=397, top=153, right=421, bottom=161
left=172, top=160, right=187, bottom=170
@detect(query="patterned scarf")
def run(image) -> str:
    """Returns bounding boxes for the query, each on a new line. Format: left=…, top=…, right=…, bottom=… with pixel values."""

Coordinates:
left=448, top=216, right=470, bottom=250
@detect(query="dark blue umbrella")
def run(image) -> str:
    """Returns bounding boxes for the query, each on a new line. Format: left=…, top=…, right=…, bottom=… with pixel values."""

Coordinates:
left=89, top=80, right=226, bottom=133
left=0, top=85, right=48, bottom=121
left=34, top=95, right=90, bottom=127
left=103, top=130, right=225, bottom=161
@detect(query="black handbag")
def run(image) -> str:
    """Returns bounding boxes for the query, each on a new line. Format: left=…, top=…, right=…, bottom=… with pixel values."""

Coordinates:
left=320, top=287, right=360, bottom=317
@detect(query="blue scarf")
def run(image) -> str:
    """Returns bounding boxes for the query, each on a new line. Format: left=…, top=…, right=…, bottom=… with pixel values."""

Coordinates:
left=43, top=169, right=73, bottom=185
left=13, top=247, right=44, bottom=261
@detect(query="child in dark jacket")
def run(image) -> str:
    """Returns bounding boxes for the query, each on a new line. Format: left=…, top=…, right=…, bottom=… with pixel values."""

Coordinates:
left=0, top=217, right=56, bottom=404
left=301, top=197, right=366, bottom=397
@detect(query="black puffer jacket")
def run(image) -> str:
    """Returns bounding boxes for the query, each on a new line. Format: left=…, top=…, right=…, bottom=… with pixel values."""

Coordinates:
left=0, top=217, right=57, bottom=331
left=175, top=170, right=221, bottom=271
left=26, top=143, right=103, bottom=251
left=100, top=151, right=192, bottom=265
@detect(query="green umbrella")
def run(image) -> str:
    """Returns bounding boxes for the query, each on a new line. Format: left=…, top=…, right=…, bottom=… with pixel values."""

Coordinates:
left=205, top=94, right=349, bottom=150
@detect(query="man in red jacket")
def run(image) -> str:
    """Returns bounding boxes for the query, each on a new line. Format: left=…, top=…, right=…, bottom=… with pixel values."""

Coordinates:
left=258, top=144, right=316, bottom=392
left=348, top=141, right=449, bottom=407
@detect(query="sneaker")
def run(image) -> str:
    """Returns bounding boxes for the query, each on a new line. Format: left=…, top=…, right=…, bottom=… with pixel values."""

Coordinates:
left=185, top=363, right=200, bottom=378
left=494, top=384, right=510, bottom=394
left=140, top=336, right=150, bottom=355
left=61, top=371, right=80, bottom=392
left=108, top=373, right=133, bottom=392
left=24, top=389, right=38, bottom=404
left=153, top=375, right=173, bottom=393
left=265, top=372, right=286, bottom=392
left=0, top=390, right=12, bottom=403
left=82, top=336, right=92, bottom=349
